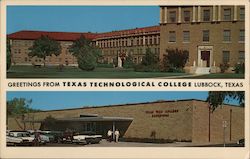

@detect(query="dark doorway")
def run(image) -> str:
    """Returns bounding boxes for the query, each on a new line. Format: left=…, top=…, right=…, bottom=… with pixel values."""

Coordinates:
left=201, top=51, right=210, bottom=67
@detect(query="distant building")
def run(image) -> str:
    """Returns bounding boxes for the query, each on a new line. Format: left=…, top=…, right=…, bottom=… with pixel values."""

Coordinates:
left=8, top=26, right=160, bottom=67
left=8, top=5, right=245, bottom=73
left=8, top=99, right=244, bottom=144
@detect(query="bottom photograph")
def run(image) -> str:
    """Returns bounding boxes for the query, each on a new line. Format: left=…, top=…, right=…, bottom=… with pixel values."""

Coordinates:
left=6, top=91, right=245, bottom=147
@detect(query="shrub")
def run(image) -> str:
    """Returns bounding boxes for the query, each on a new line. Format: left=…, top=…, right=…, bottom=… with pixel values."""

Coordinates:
left=220, top=63, right=229, bottom=73
left=123, top=54, right=134, bottom=68
left=134, top=48, right=160, bottom=72
left=234, top=63, right=245, bottom=74
left=141, top=48, right=158, bottom=66
left=163, top=48, right=189, bottom=72
left=77, top=50, right=97, bottom=71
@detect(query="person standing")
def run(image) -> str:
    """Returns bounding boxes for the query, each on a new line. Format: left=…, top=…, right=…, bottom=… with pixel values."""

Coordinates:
left=107, top=129, right=112, bottom=142
left=114, top=129, right=120, bottom=143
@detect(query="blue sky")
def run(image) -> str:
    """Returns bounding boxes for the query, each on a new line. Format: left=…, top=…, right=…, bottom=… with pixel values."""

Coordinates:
left=7, top=91, right=211, bottom=110
left=7, top=6, right=159, bottom=34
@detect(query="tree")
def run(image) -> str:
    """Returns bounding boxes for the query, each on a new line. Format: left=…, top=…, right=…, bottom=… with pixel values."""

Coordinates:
left=7, top=98, right=33, bottom=116
left=29, top=35, right=61, bottom=67
left=7, top=98, right=40, bottom=130
left=7, top=39, right=12, bottom=70
left=123, top=53, right=134, bottom=68
left=207, top=91, right=244, bottom=111
left=69, top=35, right=101, bottom=71
left=41, top=115, right=58, bottom=130
left=141, top=48, right=158, bottom=66
left=163, top=48, right=189, bottom=71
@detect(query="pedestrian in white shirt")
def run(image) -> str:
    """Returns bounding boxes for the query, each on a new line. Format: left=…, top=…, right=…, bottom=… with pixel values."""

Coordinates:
left=114, top=129, right=120, bottom=143
left=107, top=129, right=113, bottom=142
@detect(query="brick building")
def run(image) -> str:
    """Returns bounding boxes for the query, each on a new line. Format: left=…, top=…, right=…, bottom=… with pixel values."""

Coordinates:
left=7, top=99, right=244, bottom=144
left=8, top=26, right=160, bottom=67
left=160, top=5, right=245, bottom=73
left=8, top=5, right=245, bottom=73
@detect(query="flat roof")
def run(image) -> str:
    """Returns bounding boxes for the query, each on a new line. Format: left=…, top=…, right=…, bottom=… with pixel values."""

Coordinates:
left=39, top=99, right=241, bottom=113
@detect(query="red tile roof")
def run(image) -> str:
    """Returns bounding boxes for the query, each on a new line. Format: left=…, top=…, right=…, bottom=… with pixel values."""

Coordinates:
left=8, top=25, right=160, bottom=41
left=8, top=30, right=98, bottom=41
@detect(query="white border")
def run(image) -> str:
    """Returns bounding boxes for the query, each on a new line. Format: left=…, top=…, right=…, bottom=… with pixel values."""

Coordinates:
left=0, top=0, right=249, bottom=159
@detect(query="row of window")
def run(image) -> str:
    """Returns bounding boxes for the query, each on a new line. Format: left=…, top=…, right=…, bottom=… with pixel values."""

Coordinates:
left=97, top=36, right=160, bottom=48
left=168, top=29, right=244, bottom=43
left=223, top=51, right=244, bottom=63
left=102, top=48, right=160, bottom=56
left=167, top=7, right=245, bottom=23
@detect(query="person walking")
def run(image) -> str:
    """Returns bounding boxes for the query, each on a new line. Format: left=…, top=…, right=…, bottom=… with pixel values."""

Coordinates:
left=114, top=129, right=120, bottom=143
left=34, top=130, right=41, bottom=146
left=107, top=129, right=113, bottom=142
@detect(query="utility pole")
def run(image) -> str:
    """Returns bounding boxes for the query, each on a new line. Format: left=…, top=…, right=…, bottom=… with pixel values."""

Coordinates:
left=222, top=120, right=227, bottom=147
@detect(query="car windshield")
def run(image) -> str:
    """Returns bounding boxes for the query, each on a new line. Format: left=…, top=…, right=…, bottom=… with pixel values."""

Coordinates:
left=17, top=132, right=30, bottom=137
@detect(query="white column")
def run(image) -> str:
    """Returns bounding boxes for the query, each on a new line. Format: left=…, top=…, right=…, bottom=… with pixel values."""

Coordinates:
left=143, top=35, right=145, bottom=45
left=197, top=6, right=201, bottom=22
left=178, top=7, right=182, bottom=23
left=164, top=7, right=168, bottom=23
left=218, top=6, right=221, bottom=21
left=213, top=6, right=216, bottom=21
left=160, top=7, right=163, bottom=23
left=234, top=6, right=237, bottom=21
left=96, top=41, right=98, bottom=46
left=192, top=6, right=196, bottom=22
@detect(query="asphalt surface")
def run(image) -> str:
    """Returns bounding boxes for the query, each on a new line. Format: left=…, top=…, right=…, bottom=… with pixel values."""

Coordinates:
left=26, top=140, right=244, bottom=147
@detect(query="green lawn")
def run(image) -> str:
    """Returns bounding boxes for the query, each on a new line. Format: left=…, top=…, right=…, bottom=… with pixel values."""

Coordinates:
left=7, top=65, right=244, bottom=79
left=7, top=65, right=187, bottom=78
left=183, top=73, right=244, bottom=79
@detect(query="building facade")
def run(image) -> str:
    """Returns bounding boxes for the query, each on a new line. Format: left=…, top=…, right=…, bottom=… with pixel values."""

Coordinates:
left=8, top=100, right=244, bottom=144
left=8, top=5, right=245, bottom=73
left=160, top=5, right=245, bottom=73
left=8, top=26, right=160, bottom=67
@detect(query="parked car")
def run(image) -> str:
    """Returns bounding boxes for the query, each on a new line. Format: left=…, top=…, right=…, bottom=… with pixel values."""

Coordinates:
left=8, top=131, right=34, bottom=146
left=6, top=131, right=23, bottom=146
left=73, top=133, right=102, bottom=144
left=62, top=131, right=74, bottom=143
left=27, top=130, right=50, bottom=144
left=40, top=131, right=55, bottom=143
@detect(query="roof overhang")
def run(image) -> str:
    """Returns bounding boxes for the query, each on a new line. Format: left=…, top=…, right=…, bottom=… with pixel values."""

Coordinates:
left=24, top=116, right=133, bottom=123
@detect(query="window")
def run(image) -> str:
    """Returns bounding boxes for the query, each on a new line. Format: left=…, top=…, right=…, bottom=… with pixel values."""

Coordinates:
left=169, top=31, right=176, bottom=42
left=239, top=8, right=245, bottom=20
left=202, top=30, right=209, bottom=42
left=183, top=11, right=191, bottom=22
left=238, top=51, right=245, bottom=62
left=183, top=31, right=190, bottom=42
left=203, top=9, right=210, bottom=21
left=223, top=8, right=231, bottom=21
left=223, top=51, right=230, bottom=63
left=169, top=11, right=176, bottom=22
left=239, top=30, right=245, bottom=42
left=223, top=30, right=231, bottom=42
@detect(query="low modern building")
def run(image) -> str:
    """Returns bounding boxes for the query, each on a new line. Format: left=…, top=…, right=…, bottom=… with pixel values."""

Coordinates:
left=8, top=5, right=245, bottom=73
left=8, top=99, right=244, bottom=144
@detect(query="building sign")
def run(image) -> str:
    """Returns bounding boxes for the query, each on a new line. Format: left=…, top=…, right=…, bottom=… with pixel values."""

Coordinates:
left=145, top=109, right=179, bottom=118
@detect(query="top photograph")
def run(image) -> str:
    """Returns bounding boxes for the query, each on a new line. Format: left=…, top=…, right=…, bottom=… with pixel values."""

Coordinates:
left=6, top=5, right=245, bottom=79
